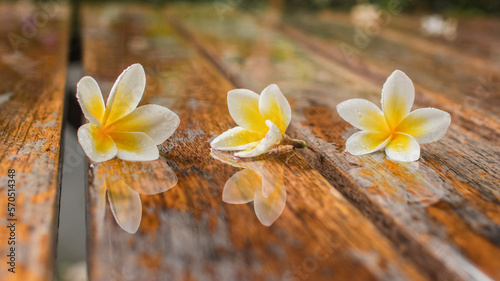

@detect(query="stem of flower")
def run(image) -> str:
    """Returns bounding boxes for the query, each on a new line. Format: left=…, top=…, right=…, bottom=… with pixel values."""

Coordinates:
left=281, top=137, right=307, bottom=148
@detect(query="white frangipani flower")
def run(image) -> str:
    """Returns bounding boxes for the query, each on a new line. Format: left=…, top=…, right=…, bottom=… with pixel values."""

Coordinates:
left=337, top=70, right=451, bottom=162
left=77, top=63, right=180, bottom=162
left=421, top=14, right=458, bottom=41
left=210, top=84, right=304, bottom=158
left=350, top=4, right=381, bottom=27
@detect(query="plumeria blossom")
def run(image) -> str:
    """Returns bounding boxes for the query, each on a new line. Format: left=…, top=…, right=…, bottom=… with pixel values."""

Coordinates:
left=337, top=70, right=451, bottom=162
left=351, top=4, right=381, bottom=27
left=77, top=63, right=180, bottom=162
left=210, top=84, right=305, bottom=158
left=420, top=14, right=457, bottom=41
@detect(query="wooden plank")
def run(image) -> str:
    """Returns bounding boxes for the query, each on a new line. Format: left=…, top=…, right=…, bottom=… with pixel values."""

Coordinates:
left=275, top=10, right=500, bottom=141
left=167, top=4, right=500, bottom=281
left=387, top=13, right=500, bottom=64
left=81, top=4, right=427, bottom=281
left=314, top=10, right=500, bottom=73
left=0, top=2, right=70, bottom=281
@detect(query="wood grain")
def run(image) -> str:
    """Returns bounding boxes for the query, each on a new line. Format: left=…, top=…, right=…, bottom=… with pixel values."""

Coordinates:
left=82, top=4, right=427, bottom=281
left=0, top=2, right=70, bottom=281
left=387, top=13, right=500, bottom=65
left=276, top=10, right=500, bottom=141
left=167, top=4, right=500, bottom=280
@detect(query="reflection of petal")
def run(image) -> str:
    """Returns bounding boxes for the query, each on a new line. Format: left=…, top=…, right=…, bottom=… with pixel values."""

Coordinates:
left=96, top=181, right=107, bottom=224
left=254, top=175, right=286, bottom=227
left=92, top=165, right=108, bottom=233
left=210, top=149, right=247, bottom=168
left=212, top=149, right=292, bottom=227
left=103, top=158, right=178, bottom=195
left=261, top=160, right=282, bottom=198
left=107, top=179, right=142, bottom=234
left=127, top=160, right=178, bottom=195
left=222, top=169, right=260, bottom=204
left=407, top=185, right=443, bottom=206
left=95, top=158, right=178, bottom=234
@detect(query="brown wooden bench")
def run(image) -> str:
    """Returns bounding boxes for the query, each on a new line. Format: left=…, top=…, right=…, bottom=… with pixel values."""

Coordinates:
left=0, top=2, right=70, bottom=281
left=200, top=4, right=500, bottom=280
left=79, top=3, right=499, bottom=281
left=1, top=2, right=499, bottom=281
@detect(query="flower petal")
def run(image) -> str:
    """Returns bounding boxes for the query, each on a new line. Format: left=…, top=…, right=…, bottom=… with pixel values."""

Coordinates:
left=259, top=84, right=291, bottom=135
left=385, top=133, right=420, bottom=162
left=210, top=127, right=265, bottom=151
left=254, top=174, right=286, bottom=226
left=107, top=104, right=180, bottom=145
left=227, top=89, right=268, bottom=133
left=76, top=76, right=105, bottom=125
left=381, top=70, right=415, bottom=129
left=345, top=131, right=391, bottom=155
left=101, top=64, right=146, bottom=126
left=106, top=178, right=142, bottom=234
left=108, top=131, right=159, bottom=161
left=210, top=149, right=248, bottom=168
left=336, top=98, right=389, bottom=132
left=222, top=169, right=260, bottom=204
left=77, top=123, right=117, bottom=162
left=235, top=120, right=282, bottom=158
left=396, top=108, right=451, bottom=144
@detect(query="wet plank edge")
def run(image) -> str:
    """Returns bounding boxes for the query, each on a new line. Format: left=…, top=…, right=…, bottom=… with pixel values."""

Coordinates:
left=0, top=3, right=71, bottom=281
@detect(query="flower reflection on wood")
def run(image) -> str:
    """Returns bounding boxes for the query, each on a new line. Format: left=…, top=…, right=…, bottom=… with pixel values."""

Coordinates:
left=92, top=158, right=178, bottom=234
left=211, top=149, right=292, bottom=226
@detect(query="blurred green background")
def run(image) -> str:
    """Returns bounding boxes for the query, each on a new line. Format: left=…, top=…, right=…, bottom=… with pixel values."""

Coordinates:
left=65, top=0, right=500, bottom=16
left=12, top=0, right=499, bottom=16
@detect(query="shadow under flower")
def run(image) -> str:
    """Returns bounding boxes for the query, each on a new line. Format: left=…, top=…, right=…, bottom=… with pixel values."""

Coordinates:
left=92, top=158, right=178, bottom=234
left=211, top=149, right=293, bottom=227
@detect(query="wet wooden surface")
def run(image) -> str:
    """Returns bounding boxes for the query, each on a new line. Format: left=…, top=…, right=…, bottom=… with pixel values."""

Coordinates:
left=168, top=4, right=500, bottom=281
left=278, top=10, right=500, bottom=141
left=169, top=4, right=500, bottom=280
left=387, top=13, right=500, bottom=64
left=80, top=3, right=500, bottom=281
left=0, top=2, right=70, bottom=281
left=82, top=5, right=427, bottom=281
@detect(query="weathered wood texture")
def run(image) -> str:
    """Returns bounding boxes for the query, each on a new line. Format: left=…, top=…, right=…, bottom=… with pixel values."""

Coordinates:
left=82, top=5, right=428, bottom=281
left=387, top=13, right=500, bottom=64
left=278, top=10, right=500, bottom=141
left=167, top=4, right=500, bottom=281
left=0, top=2, right=70, bottom=281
